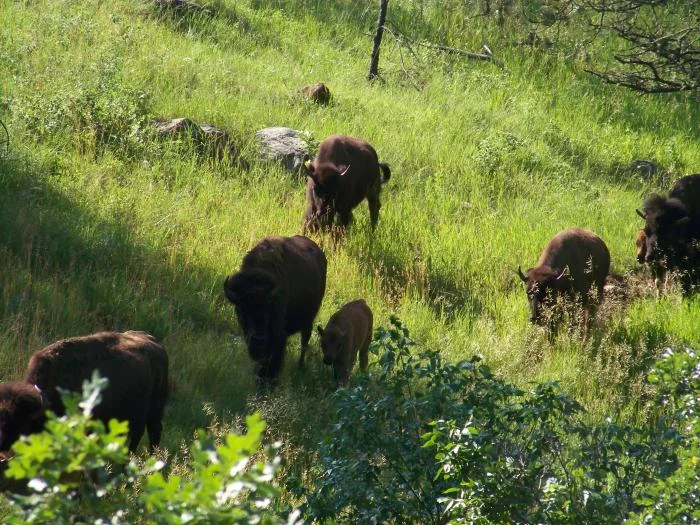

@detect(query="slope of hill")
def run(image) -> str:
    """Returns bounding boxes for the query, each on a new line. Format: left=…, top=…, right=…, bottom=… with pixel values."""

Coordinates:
left=0, top=0, right=697, bottom=464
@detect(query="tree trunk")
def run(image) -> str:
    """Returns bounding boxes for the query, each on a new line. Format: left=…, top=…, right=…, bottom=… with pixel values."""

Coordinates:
left=368, top=0, right=389, bottom=81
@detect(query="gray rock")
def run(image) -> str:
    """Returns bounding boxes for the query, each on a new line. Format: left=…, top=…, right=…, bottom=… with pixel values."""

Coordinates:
left=154, top=118, right=239, bottom=163
left=154, top=118, right=204, bottom=142
left=628, top=159, right=659, bottom=180
left=255, top=127, right=313, bottom=173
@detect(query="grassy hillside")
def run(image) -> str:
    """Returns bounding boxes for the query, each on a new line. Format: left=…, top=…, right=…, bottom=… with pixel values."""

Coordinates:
left=0, top=0, right=698, bottom=461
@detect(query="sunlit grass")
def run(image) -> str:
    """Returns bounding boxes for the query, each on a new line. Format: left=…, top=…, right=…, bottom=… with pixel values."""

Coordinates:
left=0, top=0, right=697, bottom=469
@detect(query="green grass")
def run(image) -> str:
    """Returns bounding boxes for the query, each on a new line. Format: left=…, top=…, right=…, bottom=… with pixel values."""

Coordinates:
left=0, top=0, right=698, bottom=469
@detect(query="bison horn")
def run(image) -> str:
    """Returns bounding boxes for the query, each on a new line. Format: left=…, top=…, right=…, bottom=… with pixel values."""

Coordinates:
left=555, top=267, right=568, bottom=280
left=636, top=208, right=646, bottom=220
left=339, top=164, right=351, bottom=177
left=517, top=266, right=527, bottom=282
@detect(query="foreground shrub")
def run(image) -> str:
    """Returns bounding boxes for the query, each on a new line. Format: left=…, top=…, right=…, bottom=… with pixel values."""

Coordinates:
left=1, top=372, right=293, bottom=525
left=301, top=317, right=699, bottom=524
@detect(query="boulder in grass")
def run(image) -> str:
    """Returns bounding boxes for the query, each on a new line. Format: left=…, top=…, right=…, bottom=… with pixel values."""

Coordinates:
left=154, top=118, right=204, bottom=143
left=154, top=118, right=239, bottom=163
left=301, top=83, right=331, bottom=105
left=255, top=127, right=314, bottom=174
left=154, top=0, right=213, bottom=16
left=628, top=159, right=660, bottom=180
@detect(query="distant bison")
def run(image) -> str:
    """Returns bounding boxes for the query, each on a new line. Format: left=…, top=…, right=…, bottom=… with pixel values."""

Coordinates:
left=317, top=300, right=373, bottom=387
left=518, top=228, right=610, bottom=331
left=301, top=82, right=331, bottom=105
left=224, top=236, right=327, bottom=382
left=303, top=135, right=391, bottom=233
left=636, top=174, right=700, bottom=289
left=0, top=331, right=168, bottom=453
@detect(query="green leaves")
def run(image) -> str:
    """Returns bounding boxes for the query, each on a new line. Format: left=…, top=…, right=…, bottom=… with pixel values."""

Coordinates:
left=301, top=318, right=699, bottom=524
left=1, top=373, right=290, bottom=525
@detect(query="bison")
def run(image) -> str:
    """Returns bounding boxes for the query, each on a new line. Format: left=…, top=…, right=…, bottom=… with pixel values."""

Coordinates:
left=0, top=331, right=168, bottom=453
left=303, top=135, right=391, bottom=234
left=224, top=235, right=327, bottom=383
left=636, top=174, right=700, bottom=289
left=518, top=228, right=610, bottom=332
left=317, top=299, right=373, bottom=387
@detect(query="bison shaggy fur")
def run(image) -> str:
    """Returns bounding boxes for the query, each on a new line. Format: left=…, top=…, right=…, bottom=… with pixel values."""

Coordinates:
left=317, top=299, right=373, bottom=387
left=224, top=235, right=327, bottom=383
left=637, top=174, right=700, bottom=289
left=0, top=331, right=168, bottom=453
left=518, top=228, right=610, bottom=331
left=303, top=135, right=390, bottom=233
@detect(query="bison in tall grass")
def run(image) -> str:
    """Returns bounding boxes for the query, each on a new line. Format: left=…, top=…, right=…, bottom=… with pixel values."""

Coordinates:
left=224, top=235, right=327, bottom=383
left=317, top=299, right=373, bottom=387
left=636, top=174, right=700, bottom=290
left=0, top=331, right=169, bottom=453
left=303, top=135, right=390, bottom=234
left=518, top=228, right=610, bottom=333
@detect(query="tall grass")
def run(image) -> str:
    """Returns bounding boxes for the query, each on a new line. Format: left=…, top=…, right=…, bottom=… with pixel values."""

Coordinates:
left=0, top=0, right=697, bottom=461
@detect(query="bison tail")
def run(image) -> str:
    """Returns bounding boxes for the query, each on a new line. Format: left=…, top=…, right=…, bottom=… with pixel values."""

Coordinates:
left=379, top=163, right=391, bottom=184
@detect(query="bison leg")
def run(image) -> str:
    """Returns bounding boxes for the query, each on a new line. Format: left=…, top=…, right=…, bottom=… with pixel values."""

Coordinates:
left=256, top=338, right=286, bottom=383
left=127, top=419, right=147, bottom=453
left=359, top=341, right=369, bottom=371
left=298, top=327, right=312, bottom=368
left=338, top=210, right=353, bottom=228
left=367, top=195, right=381, bottom=229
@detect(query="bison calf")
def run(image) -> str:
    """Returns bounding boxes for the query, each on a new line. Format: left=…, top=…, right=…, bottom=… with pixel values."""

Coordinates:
left=518, top=228, right=610, bottom=333
left=317, top=300, right=373, bottom=387
left=303, top=135, right=390, bottom=234
left=224, top=235, right=327, bottom=383
left=0, top=331, right=168, bottom=453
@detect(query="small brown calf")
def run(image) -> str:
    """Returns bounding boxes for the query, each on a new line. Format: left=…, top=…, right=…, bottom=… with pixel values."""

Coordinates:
left=317, top=300, right=373, bottom=386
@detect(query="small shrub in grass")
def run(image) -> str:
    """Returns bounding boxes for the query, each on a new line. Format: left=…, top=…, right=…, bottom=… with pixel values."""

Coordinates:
left=300, top=317, right=698, bottom=524
left=13, top=70, right=152, bottom=158
left=1, top=372, right=294, bottom=525
left=299, top=316, right=519, bottom=524
left=428, top=346, right=699, bottom=524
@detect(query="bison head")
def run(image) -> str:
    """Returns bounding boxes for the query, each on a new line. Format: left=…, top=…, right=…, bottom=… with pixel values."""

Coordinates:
left=635, top=229, right=648, bottom=264
left=316, top=325, right=345, bottom=366
left=637, top=196, right=690, bottom=263
left=224, top=270, right=282, bottom=360
left=518, top=265, right=570, bottom=324
left=0, top=382, right=46, bottom=452
left=305, top=161, right=351, bottom=227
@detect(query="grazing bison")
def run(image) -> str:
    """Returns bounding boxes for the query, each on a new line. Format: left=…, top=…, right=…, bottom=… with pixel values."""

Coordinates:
left=317, top=299, right=373, bottom=387
left=224, top=235, right=327, bottom=382
left=301, top=82, right=331, bottom=105
left=518, top=228, right=610, bottom=331
left=636, top=174, right=700, bottom=289
left=303, top=135, right=391, bottom=233
left=0, top=331, right=168, bottom=453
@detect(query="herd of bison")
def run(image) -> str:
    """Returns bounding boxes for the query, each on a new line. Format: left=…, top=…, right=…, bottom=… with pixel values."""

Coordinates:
left=0, top=134, right=698, bottom=460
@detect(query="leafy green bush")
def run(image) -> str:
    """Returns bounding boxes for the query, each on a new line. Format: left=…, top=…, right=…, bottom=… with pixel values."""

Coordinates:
left=12, top=58, right=152, bottom=158
left=428, top=348, right=698, bottom=524
left=1, top=372, right=293, bottom=525
left=300, top=317, right=699, bottom=524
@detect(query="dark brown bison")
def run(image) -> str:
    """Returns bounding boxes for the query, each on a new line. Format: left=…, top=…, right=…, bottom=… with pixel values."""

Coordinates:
left=636, top=174, right=700, bottom=289
left=303, top=135, right=391, bottom=233
left=0, top=331, right=168, bottom=453
left=518, top=228, right=610, bottom=331
left=224, top=235, right=327, bottom=383
left=301, top=82, right=331, bottom=105
left=317, top=299, right=373, bottom=387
